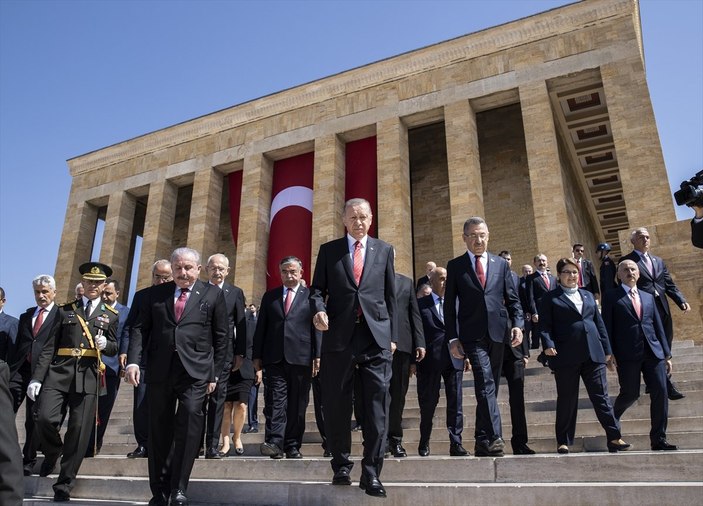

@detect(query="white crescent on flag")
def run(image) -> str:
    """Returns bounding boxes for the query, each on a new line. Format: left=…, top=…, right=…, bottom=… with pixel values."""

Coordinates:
left=269, top=186, right=313, bottom=226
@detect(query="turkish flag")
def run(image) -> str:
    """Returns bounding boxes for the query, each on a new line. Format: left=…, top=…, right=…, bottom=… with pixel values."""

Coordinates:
left=345, top=136, right=377, bottom=236
left=266, top=152, right=314, bottom=290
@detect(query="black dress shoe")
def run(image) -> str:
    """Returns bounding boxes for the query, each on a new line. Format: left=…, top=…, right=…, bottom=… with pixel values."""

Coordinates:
left=652, top=440, right=678, bottom=451
left=39, top=456, right=58, bottom=477
left=169, top=489, right=188, bottom=506
left=512, top=443, right=536, bottom=455
left=607, top=439, right=631, bottom=453
left=536, top=352, right=549, bottom=367
left=557, top=444, right=569, bottom=454
left=390, top=442, right=407, bottom=457
left=242, top=426, right=259, bottom=434
left=23, top=463, right=34, bottom=476
left=204, top=447, right=221, bottom=459
left=449, top=443, right=468, bottom=456
left=148, top=493, right=167, bottom=506
left=351, top=423, right=362, bottom=432
left=323, top=449, right=332, bottom=458
left=668, top=385, right=685, bottom=401
left=418, top=442, right=430, bottom=457
left=285, top=448, right=303, bottom=459
left=332, top=468, right=352, bottom=486
left=475, top=438, right=505, bottom=457
left=127, top=446, right=148, bottom=458
left=260, top=442, right=284, bottom=459
left=359, top=475, right=387, bottom=498
left=53, top=489, right=71, bottom=502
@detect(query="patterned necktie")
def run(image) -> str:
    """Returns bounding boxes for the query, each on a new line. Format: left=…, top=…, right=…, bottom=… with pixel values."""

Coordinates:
left=33, top=307, right=45, bottom=337
left=475, top=255, right=486, bottom=288
left=284, top=287, right=293, bottom=315
left=85, top=299, right=93, bottom=318
left=353, top=241, right=363, bottom=285
left=643, top=254, right=654, bottom=277
left=630, top=289, right=642, bottom=320
left=437, top=297, right=444, bottom=322
left=542, top=272, right=550, bottom=290
left=175, top=288, right=189, bottom=321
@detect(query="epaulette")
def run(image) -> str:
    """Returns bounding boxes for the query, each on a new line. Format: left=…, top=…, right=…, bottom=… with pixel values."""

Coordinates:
left=104, top=304, right=119, bottom=315
left=61, top=299, right=80, bottom=309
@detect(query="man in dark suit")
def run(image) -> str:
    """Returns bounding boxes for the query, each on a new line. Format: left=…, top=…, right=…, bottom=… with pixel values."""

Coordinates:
left=120, top=259, right=172, bottom=459
left=620, top=227, right=690, bottom=400
left=126, top=248, right=228, bottom=506
left=9, top=275, right=61, bottom=476
left=31, top=262, right=119, bottom=502
left=310, top=197, right=396, bottom=498
left=0, top=286, right=19, bottom=363
left=573, top=243, right=600, bottom=300
left=603, top=260, right=676, bottom=451
left=86, top=278, right=129, bottom=457
left=518, top=264, right=535, bottom=348
left=526, top=253, right=557, bottom=366
left=498, top=251, right=534, bottom=455
left=445, top=217, right=523, bottom=458
left=415, top=261, right=436, bottom=291
left=417, top=267, right=469, bottom=457
left=254, top=256, right=321, bottom=459
left=387, top=270, right=425, bottom=457
left=202, top=253, right=246, bottom=459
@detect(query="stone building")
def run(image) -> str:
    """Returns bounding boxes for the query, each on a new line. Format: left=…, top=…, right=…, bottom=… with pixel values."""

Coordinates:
left=56, top=0, right=702, bottom=340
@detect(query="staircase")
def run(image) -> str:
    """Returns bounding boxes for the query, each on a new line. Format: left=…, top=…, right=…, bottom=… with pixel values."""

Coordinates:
left=19, top=340, right=703, bottom=505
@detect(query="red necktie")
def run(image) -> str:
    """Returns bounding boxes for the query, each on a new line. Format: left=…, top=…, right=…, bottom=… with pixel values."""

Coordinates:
left=630, top=289, right=642, bottom=320
left=353, top=241, right=363, bottom=285
left=475, top=255, right=486, bottom=288
left=542, top=272, right=550, bottom=290
left=175, top=288, right=189, bottom=321
left=284, top=288, right=293, bottom=315
left=33, top=307, right=45, bottom=336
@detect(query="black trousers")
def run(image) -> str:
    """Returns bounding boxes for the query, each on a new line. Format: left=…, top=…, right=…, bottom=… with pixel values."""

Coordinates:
left=87, top=369, right=121, bottom=453
left=205, top=363, right=231, bottom=449
left=497, top=346, right=529, bottom=447
left=311, top=375, right=327, bottom=451
left=465, top=337, right=504, bottom=444
left=247, top=383, right=259, bottom=429
left=320, top=321, right=392, bottom=480
left=147, top=354, right=208, bottom=497
left=0, top=361, right=23, bottom=506
left=416, top=364, right=464, bottom=445
left=262, top=360, right=312, bottom=451
left=10, top=360, right=40, bottom=466
left=35, top=385, right=97, bottom=495
left=387, top=351, right=411, bottom=445
left=132, top=367, right=149, bottom=447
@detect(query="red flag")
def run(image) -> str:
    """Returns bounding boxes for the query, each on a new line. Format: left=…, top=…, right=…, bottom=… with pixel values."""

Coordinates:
left=345, top=136, right=377, bottom=236
left=267, top=152, right=314, bottom=289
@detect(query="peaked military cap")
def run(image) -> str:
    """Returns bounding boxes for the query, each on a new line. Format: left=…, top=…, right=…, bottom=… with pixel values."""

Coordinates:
left=79, top=262, right=113, bottom=281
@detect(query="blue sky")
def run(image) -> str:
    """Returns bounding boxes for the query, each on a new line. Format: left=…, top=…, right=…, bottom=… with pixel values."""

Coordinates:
left=1, top=0, right=701, bottom=316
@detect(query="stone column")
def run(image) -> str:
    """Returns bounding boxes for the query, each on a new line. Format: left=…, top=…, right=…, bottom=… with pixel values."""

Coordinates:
left=601, top=59, right=676, bottom=228
left=100, top=190, right=137, bottom=286
left=137, top=178, right=177, bottom=289
left=187, top=166, right=224, bottom=264
left=234, top=154, right=273, bottom=303
left=445, top=99, right=484, bottom=253
left=55, top=193, right=100, bottom=302
left=377, top=117, right=412, bottom=275
left=311, top=134, right=345, bottom=271
left=520, top=81, right=571, bottom=259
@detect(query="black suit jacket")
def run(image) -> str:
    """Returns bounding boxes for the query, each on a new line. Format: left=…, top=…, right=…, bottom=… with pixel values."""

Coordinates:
left=9, top=305, right=59, bottom=377
left=0, top=312, right=19, bottom=362
left=578, top=258, right=599, bottom=296
left=601, top=287, right=670, bottom=361
left=33, top=299, right=118, bottom=394
left=394, top=274, right=424, bottom=354
left=310, top=236, right=397, bottom=352
left=253, top=284, right=321, bottom=367
left=619, top=250, right=687, bottom=321
left=444, top=252, right=523, bottom=345
left=536, top=287, right=611, bottom=369
left=417, top=295, right=458, bottom=372
left=127, top=280, right=228, bottom=383
left=218, top=281, right=246, bottom=370
left=526, top=270, right=557, bottom=316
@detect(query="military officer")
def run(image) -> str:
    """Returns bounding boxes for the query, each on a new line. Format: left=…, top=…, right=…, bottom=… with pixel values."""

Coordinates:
left=29, top=262, right=119, bottom=502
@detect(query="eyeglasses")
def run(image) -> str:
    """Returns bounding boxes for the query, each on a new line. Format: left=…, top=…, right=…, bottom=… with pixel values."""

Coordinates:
left=153, top=274, right=172, bottom=281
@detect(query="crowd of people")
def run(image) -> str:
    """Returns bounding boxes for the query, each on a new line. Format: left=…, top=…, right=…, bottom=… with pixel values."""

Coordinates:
left=0, top=198, right=693, bottom=505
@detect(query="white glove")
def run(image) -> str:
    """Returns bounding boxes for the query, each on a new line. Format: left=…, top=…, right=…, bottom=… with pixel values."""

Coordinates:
left=96, top=335, right=107, bottom=350
left=27, top=381, right=42, bottom=401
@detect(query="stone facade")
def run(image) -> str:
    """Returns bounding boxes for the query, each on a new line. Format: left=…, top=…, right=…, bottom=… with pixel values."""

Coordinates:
left=56, top=0, right=702, bottom=341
